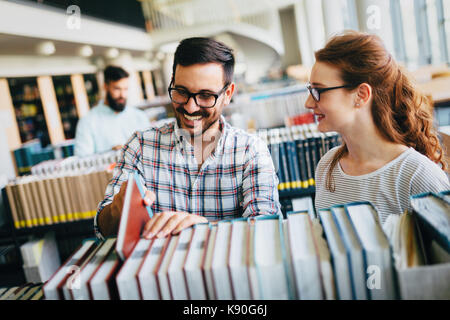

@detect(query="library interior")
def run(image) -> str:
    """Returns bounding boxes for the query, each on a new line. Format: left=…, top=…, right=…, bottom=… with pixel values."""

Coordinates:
left=0, top=0, right=449, bottom=301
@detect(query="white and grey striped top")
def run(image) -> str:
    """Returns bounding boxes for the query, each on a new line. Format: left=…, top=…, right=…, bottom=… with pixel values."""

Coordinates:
left=315, top=146, right=450, bottom=226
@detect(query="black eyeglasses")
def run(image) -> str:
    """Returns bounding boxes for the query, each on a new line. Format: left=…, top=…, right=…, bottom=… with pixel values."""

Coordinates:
left=168, top=83, right=229, bottom=108
left=306, top=82, right=354, bottom=102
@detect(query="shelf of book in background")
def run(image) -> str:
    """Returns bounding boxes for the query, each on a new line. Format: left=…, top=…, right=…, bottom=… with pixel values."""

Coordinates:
left=52, top=75, right=78, bottom=140
left=83, top=73, right=100, bottom=109
left=8, top=77, right=51, bottom=149
left=12, top=139, right=75, bottom=176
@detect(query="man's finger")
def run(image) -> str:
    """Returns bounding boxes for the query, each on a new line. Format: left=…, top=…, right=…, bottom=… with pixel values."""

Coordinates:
left=157, top=213, right=187, bottom=238
left=143, top=189, right=156, bottom=206
left=144, top=211, right=175, bottom=239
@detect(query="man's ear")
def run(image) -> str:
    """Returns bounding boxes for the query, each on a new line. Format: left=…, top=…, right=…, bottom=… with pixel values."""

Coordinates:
left=223, top=82, right=235, bottom=105
left=356, top=82, right=372, bottom=107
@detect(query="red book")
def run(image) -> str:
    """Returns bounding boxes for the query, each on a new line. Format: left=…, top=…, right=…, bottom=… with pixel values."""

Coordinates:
left=116, top=171, right=152, bottom=261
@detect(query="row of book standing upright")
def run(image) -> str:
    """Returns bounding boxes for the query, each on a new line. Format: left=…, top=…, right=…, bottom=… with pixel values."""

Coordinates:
left=3, top=151, right=119, bottom=229
left=40, top=190, right=450, bottom=300
left=258, top=124, right=341, bottom=190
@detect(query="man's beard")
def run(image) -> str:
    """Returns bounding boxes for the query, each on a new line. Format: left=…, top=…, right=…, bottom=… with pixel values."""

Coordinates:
left=174, top=106, right=220, bottom=138
left=106, top=92, right=126, bottom=112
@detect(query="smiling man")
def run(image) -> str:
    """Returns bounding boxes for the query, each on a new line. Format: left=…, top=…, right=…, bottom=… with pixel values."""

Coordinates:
left=94, top=37, right=281, bottom=241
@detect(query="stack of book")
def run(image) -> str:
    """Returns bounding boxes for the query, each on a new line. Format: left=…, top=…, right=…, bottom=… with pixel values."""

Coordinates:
left=258, top=123, right=341, bottom=191
left=4, top=168, right=113, bottom=229
left=0, top=283, right=44, bottom=300
left=20, top=232, right=61, bottom=283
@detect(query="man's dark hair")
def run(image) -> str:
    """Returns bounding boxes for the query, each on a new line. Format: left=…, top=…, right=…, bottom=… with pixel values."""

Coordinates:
left=172, top=37, right=235, bottom=85
left=104, top=65, right=129, bottom=84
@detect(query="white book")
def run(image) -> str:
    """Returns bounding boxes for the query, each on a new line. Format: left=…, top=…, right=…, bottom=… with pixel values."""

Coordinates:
left=156, top=235, right=179, bottom=300
left=71, top=238, right=116, bottom=300
left=331, top=205, right=367, bottom=300
left=137, top=237, right=167, bottom=300
left=211, top=221, right=233, bottom=300
left=346, top=202, right=396, bottom=300
left=116, top=238, right=151, bottom=300
left=202, top=225, right=218, bottom=300
left=168, top=228, right=193, bottom=300
left=89, top=248, right=121, bottom=300
left=319, top=209, right=353, bottom=300
left=43, top=240, right=96, bottom=300
left=228, top=219, right=251, bottom=300
left=291, top=196, right=316, bottom=220
left=287, top=212, right=323, bottom=299
left=183, top=223, right=209, bottom=300
left=281, top=219, right=298, bottom=299
left=63, top=242, right=102, bottom=300
left=254, top=216, right=289, bottom=300
left=247, top=222, right=261, bottom=300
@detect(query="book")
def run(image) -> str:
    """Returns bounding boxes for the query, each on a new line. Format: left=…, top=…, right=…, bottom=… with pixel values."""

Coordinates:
left=246, top=220, right=260, bottom=299
left=89, top=246, right=122, bottom=300
left=211, top=220, right=233, bottom=299
left=155, top=235, right=179, bottom=300
left=137, top=237, right=168, bottom=300
left=43, top=240, right=97, bottom=300
left=318, top=209, right=353, bottom=300
left=62, top=240, right=103, bottom=300
left=290, top=196, right=316, bottom=220
left=253, top=215, right=290, bottom=300
left=167, top=228, right=193, bottom=299
left=345, top=202, right=397, bottom=300
left=228, top=218, right=252, bottom=300
left=286, top=211, right=325, bottom=299
left=20, top=232, right=61, bottom=283
left=183, top=223, right=209, bottom=300
left=330, top=205, right=367, bottom=300
left=410, top=192, right=450, bottom=255
left=202, top=224, right=218, bottom=300
left=71, top=238, right=116, bottom=300
left=116, top=171, right=153, bottom=261
left=281, top=219, right=298, bottom=299
left=116, top=238, right=152, bottom=300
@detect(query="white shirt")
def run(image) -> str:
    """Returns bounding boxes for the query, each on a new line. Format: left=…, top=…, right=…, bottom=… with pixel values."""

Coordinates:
left=315, top=146, right=450, bottom=225
left=74, top=101, right=150, bottom=157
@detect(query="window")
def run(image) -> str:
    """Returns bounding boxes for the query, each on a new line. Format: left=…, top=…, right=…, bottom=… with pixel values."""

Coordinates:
left=441, top=0, right=450, bottom=63
left=399, top=0, right=420, bottom=67
left=426, top=0, right=443, bottom=63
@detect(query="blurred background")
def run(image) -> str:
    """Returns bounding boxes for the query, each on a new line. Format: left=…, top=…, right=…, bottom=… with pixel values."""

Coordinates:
left=0, top=0, right=449, bottom=178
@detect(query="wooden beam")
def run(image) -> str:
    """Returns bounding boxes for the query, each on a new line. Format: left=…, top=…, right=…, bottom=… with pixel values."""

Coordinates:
left=37, top=76, right=65, bottom=144
left=0, top=78, right=21, bottom=150
left=71, top=74, right=90, bottom=118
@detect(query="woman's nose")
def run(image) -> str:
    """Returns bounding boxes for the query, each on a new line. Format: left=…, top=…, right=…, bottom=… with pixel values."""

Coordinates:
left=305, top=93, right=316, bottom=110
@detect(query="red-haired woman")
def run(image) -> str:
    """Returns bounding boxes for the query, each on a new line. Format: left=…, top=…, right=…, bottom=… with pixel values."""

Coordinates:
left=305, top=31, right=449, bottom=225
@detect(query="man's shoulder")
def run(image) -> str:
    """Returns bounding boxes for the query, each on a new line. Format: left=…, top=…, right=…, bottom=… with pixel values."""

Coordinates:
left=137, top=119, right=176, bottom=137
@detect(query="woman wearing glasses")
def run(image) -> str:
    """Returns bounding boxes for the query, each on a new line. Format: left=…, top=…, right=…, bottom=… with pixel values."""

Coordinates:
left=305, top=31, right=449, bottom=226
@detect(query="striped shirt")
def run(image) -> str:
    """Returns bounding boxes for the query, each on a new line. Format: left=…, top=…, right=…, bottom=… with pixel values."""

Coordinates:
left=94, top=115, right=281, bottom=240
left=315, top=146, right=449, bottom=225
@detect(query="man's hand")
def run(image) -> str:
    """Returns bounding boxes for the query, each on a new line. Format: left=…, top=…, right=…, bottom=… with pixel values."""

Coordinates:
left=98, top=180, right=130, bottom=236
left=141, top=207, right=208, bottom=239
left=112, top=145, right=123, bottom=151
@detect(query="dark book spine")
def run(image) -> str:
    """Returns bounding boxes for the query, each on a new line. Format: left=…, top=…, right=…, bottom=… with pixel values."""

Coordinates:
left=307, top=137, right=316, bottom=186
left=279, top=141, right=291, bottom=190
left=295, top=139, right=308, bottom=189
left=287, top=140, right=301, bottom=189
left=302, top=138, right=312, bottom=188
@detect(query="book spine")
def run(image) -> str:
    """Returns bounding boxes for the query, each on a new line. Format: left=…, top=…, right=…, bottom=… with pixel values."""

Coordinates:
left=287, top=140, right=301, bottom=189
left=302, top=138, right=313, bottom=188
left=279, top=141, right=291, bottom=191
left=308, top=136, right=317, bottom=187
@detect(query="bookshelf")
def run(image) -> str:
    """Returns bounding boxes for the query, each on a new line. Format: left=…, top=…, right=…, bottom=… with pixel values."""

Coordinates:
left=83, top=73, right=100, bottom=109
left=8, top=77, right=51, bottom=148
left=52, top=75, right=79, bottom=140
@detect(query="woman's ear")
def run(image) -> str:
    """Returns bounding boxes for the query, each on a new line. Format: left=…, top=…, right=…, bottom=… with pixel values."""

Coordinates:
left=356, top=83, right=372, bottom=107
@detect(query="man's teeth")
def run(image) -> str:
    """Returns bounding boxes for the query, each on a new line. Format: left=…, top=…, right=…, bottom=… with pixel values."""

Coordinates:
left=184, top=114, right=202, bottom=121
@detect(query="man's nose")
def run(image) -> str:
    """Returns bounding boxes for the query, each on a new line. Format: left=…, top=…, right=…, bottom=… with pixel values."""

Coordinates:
left=183, top=96, right=201, bottom=114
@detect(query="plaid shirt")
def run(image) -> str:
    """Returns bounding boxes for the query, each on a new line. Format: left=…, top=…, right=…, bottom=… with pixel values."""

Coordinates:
left=94, top=115, right=281, bottom=240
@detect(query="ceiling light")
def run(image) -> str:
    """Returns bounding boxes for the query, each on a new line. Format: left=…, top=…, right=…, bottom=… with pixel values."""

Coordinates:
left=37, top=41, right=56, bottom=56
left=106, top=48, right=119, bottom=59
left=79, top=45, right=93, bottom=57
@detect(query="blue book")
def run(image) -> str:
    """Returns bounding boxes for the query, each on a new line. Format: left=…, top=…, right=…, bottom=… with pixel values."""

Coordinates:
left=344, top=202, right=397, bottom=300
left=410, top=192, right=450, bottom=255
left=278, top=136, right=291, bottom=191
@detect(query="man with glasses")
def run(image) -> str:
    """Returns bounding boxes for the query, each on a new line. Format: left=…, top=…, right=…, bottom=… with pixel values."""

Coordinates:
left=94, top=37, right=281, bottom=240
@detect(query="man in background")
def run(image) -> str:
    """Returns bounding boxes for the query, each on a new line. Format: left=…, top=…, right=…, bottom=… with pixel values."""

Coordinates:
left=74, top=65, right=150, bottom=157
